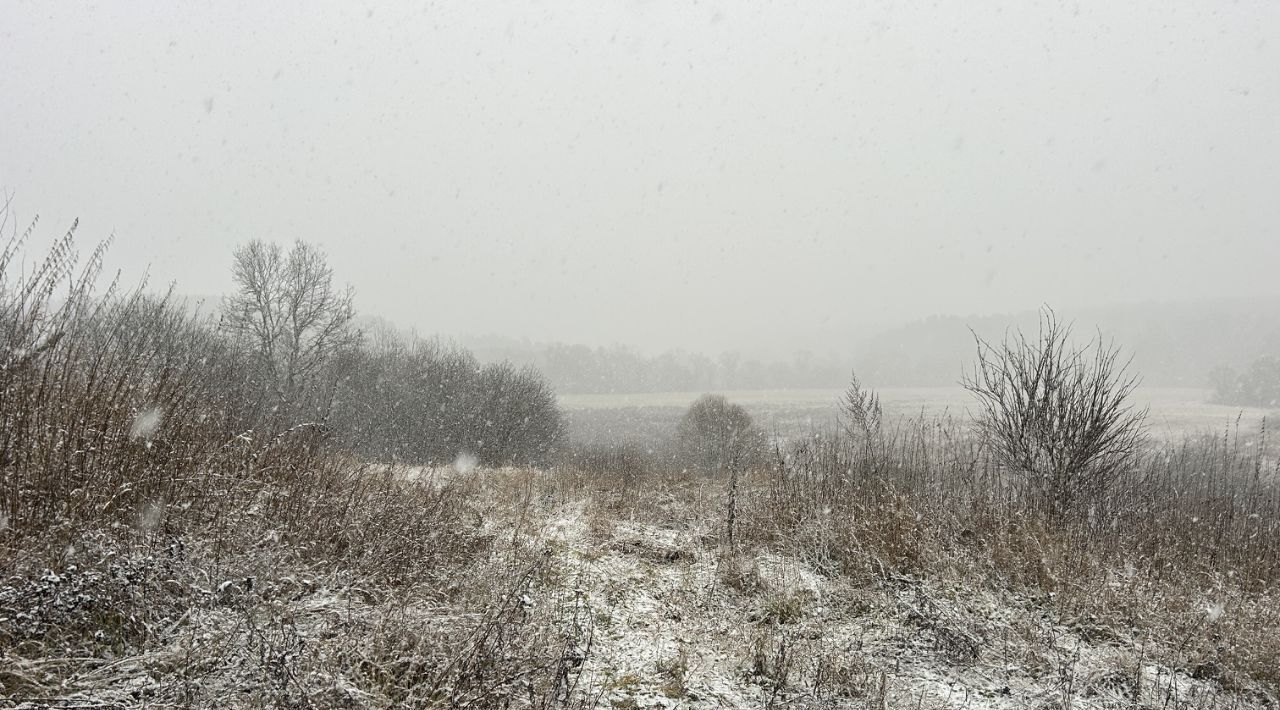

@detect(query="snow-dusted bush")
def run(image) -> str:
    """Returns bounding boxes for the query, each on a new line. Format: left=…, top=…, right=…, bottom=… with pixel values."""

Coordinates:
left=962, top=308, right=1148, bottom=514
left=330, top=330, right=567, bottom=468
left=674, top=394, right=766, bottom=474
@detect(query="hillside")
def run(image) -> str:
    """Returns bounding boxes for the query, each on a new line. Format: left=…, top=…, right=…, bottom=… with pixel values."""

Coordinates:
left=853, top=299, right=1280, bottom=388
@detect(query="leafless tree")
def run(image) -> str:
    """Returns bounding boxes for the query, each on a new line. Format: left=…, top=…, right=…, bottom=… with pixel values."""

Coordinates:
left=675, top=394, right=762, bottom=475
left=962, top=308, right=1148, bottom=515
left=674, top=394, right=763, bottom=550
left=222, top=240, right=359, bottom=415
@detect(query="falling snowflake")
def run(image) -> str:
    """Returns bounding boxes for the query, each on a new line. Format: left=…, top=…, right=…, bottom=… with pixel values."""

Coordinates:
left=129, top=407, right=163, bottom=441
left=453, top=451, right=478, bottom=474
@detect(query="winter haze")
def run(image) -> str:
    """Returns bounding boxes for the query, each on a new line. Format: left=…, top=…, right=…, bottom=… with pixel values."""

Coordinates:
left=3, top=0, right=1278, bottom=358
left=7, top=3, right=1280, bottom=708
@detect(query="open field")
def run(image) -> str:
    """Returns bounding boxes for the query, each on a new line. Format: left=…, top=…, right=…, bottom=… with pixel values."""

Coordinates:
left=561, top=387, right=1277, bottom=447
left=8, top=2, right=1280, bottom=706
left=4, top=207, right=1278, bottom=709
left=9, top=457, right=1278, bottom=709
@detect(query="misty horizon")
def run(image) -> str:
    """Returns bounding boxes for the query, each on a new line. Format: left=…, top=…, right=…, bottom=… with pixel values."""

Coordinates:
left=4, top=0, right=1279, bottom=359
left=7, top=3, right=1280, bottom=706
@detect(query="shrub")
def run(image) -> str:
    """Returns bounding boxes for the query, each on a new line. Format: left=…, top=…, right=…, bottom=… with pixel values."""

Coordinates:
left=466, top=361, right=567, bottom=467
left=0, top=221, right=260, bottom=545
left=839, top=371, right=882, bottom=445
left=331, top=330, right=567, bottom=468
left=674, top=394, right=764, bottom=474
left=961, top=308, right=1148, bottom=515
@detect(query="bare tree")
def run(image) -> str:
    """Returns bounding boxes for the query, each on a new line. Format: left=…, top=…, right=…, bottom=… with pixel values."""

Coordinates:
left=962, top=308, right=1147, bottom=515
left=674, top=394, right=763, bottom=551
left=675, top=394, right=762, bottom=475
left=222, top=240, right=359, bottom=414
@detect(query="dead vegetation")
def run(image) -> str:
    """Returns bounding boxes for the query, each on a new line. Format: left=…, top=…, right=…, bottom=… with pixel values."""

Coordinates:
left=3, top=216, right=1278, bottom=708
left=0, top=217, right=593, bottom=708
left=548, top=415, right=1280, bottom=709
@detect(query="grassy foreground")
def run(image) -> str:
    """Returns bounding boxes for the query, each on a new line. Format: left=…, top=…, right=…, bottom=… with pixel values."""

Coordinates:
left=3, top=417, right=1279, bottom=709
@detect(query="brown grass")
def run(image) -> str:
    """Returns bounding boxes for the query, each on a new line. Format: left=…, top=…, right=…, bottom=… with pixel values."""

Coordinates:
left=3, top=214, right=1278, bottom=707
left=0, top=219, right=598, bottom=708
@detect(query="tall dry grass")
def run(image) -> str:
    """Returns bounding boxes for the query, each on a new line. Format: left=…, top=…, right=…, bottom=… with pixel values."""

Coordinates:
left=5, top=206, right=1278, bottom=704
left=729, top=411, right=1280, bottom=693
left=0, top=212, right=597, bottom=707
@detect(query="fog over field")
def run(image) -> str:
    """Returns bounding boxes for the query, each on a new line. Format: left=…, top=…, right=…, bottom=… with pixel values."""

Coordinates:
left=560, top=387, right=1274, bottom=447
left=4, top=1, right=1279, bottom=359
left=4, top=2, right=1280, bottom=708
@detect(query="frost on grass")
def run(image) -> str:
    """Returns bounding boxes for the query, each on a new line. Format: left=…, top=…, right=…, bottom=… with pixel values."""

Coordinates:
left=4, top=465, right=1278, bottom=709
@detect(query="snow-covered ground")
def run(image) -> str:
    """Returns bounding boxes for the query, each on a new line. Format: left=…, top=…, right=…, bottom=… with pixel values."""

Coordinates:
left=5, top=471, right=1274, bottom=709
left=531, top=499, right=1265, bottom=709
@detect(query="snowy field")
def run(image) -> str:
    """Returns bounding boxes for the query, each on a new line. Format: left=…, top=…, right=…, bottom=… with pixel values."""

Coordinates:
left=561, top=387, right=1276, bottom=446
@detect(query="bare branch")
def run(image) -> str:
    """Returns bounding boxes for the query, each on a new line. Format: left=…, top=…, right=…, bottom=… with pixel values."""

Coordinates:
left=962, top=308, right=1147, bottom=514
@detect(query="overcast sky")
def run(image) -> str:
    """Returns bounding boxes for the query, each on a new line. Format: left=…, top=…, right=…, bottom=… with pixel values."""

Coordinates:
left=3, top=1, right=1278, bottom=355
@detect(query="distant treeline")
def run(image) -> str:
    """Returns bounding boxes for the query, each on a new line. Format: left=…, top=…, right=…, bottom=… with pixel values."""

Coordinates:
left=461, top=338, right=850, bottom=394
left=463, top=300, right=1280, bottom=395
left=1210, top=356, right=1280, bottom=408
left=852, top=304, right=1280, bottom=389
left=853, top=303, right=1280, bottom=391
